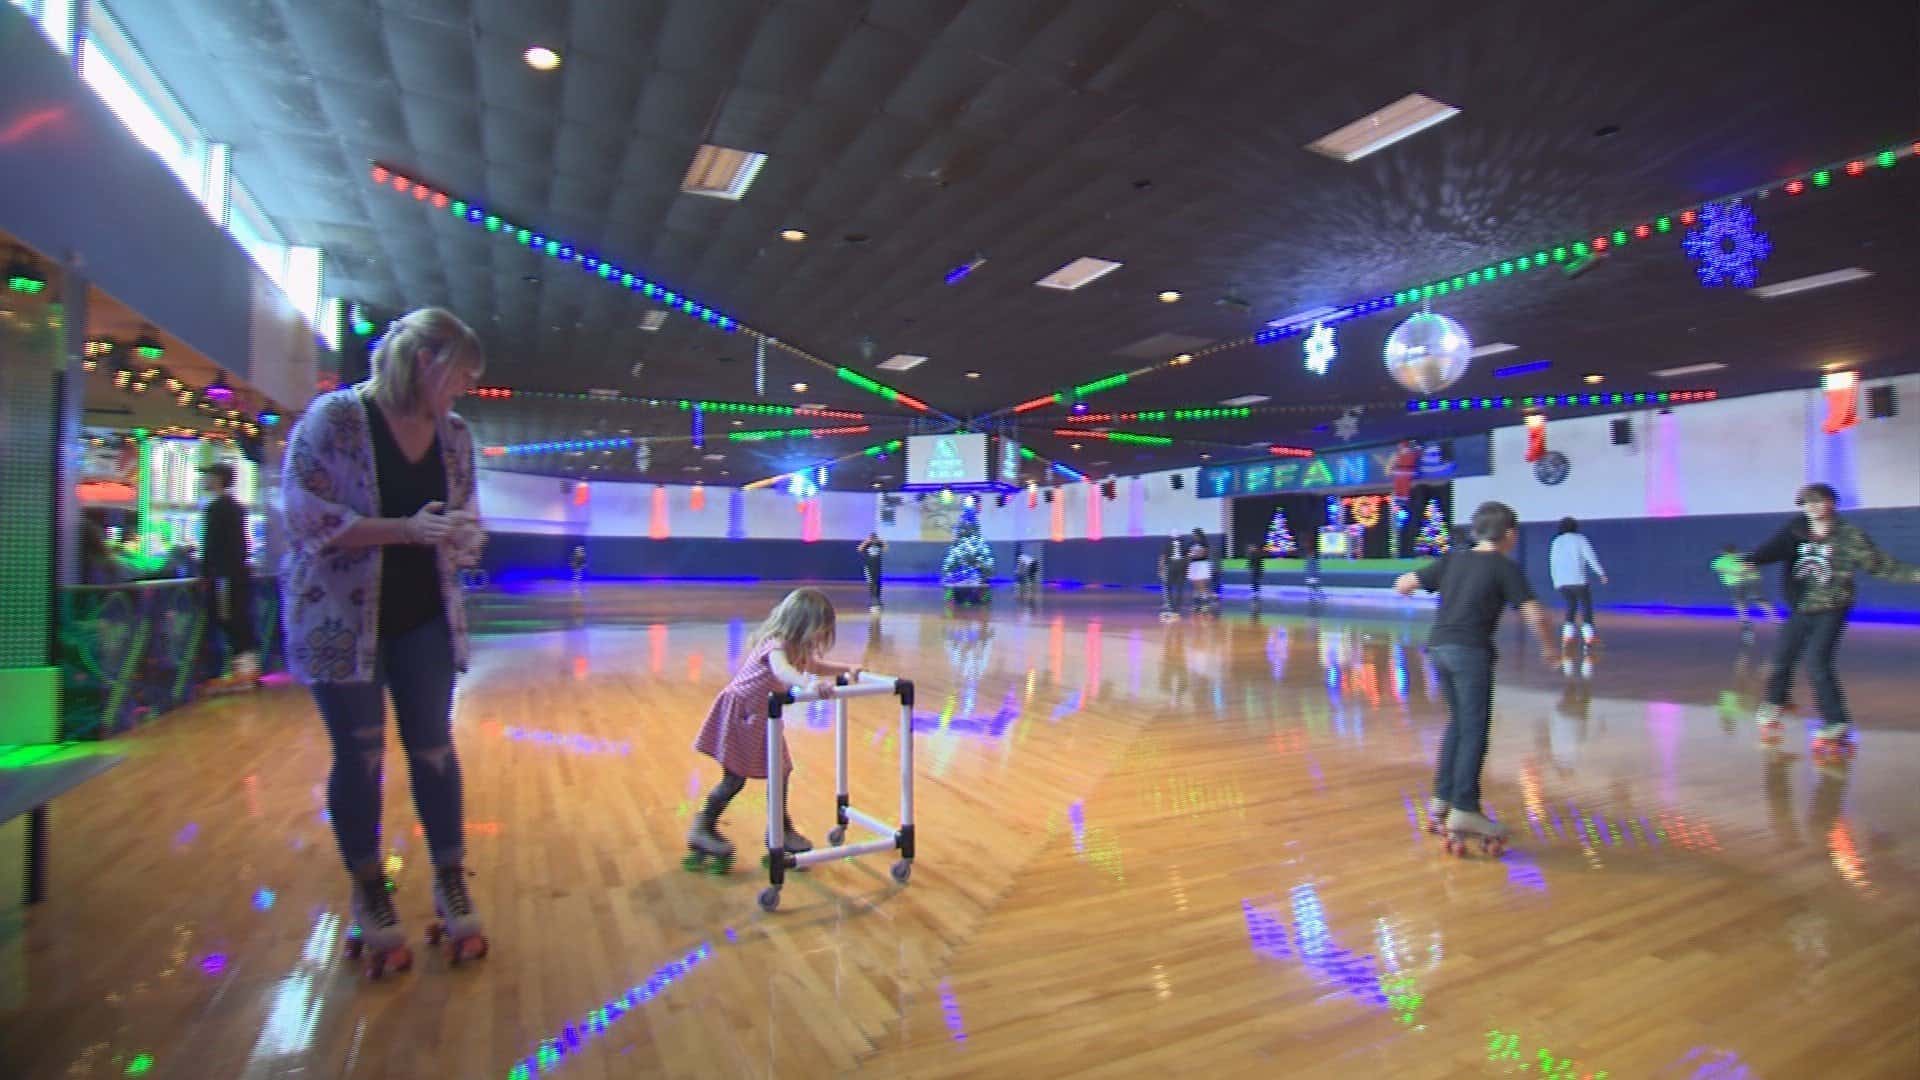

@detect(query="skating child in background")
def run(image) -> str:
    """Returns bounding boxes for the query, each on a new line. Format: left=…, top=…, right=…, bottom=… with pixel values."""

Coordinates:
left=1712, top=543, right=1775, bottom=640
left=1395, top=501, right=1560, bottom=854
left=1745, top=482, right=1920, bottom=754
left=1158, top=534, right=1187, bottom=620
left=687, top=588, right=863, bottom=870
left=1186, top=529, right=1215, bottom=616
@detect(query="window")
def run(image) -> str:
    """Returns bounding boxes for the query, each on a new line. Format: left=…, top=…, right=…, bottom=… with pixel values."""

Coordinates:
left=78, top=5, right=202, bottom=196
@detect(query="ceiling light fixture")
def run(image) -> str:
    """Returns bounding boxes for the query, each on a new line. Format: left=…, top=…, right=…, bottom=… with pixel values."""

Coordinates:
left=780, top=229, right=808, bottom=243
left=682, top=144, right=768, bottom=201
left=1035, top=256, right=1123, bottom=291
left=1306, top=93, right=1460, bottom=163
left=1158, top=290, right=1182, bottom=304
left=1747, top=267, right=1873, bottom=299
left=523, top=46, right=561, bottom=71
left=791, top=382, right=808, bottom=393
left=964, top=371, right=981, bottom=379
left=1584, top=374, right=1605, bottom=385
left=1651, top=362, right=1728, bottom=379
left=877, top=354, right=928, bottom=372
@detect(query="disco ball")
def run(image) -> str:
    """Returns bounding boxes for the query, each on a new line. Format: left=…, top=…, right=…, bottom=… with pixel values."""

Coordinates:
left=1383, top=312, right=1473, bottom=395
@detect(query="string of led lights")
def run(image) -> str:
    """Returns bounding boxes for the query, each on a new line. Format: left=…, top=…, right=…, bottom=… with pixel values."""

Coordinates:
left=982, top=136, right=1918, bottom=418
left=483, top=422, right=885, bottom=457
left=369, top=163, right=950, bottom=419
left=1407, top=389, right=1718, bottom=413
left=727, top=424, right=871, bottom=442
left=466, top=387, right=865, bottom=420
left=1047, top=428, right=1314, bottom=458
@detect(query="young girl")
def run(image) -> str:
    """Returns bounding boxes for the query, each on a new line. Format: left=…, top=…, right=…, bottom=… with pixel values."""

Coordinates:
left=687, top=588, right=862, bottom=870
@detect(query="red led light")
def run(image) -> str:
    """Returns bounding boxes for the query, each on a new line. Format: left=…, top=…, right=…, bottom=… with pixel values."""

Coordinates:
left=1634, top=224, right=1651, bottom=239
left=1013, top=395, right=1059, bottom=414
left=413, top=184, right=430, bottom=201
left=432, top=192, right=449, bottom=209
left=481, top=446, right=505, bottom=457
left=1784, top=179, right=1805, bottom=196
left=1845, top=160, right=1866, bottom=176
left=393, top=177, right=411, bottom=194
left=1268, top=446, right=1313, bottom=458
left=1591, top=236, right=1609, bottom=252
left=371, top=165, right=390, bottom=183
left=1680, top=209, right=1697, bottom=226
left=893, top=393, right=930, bottom=413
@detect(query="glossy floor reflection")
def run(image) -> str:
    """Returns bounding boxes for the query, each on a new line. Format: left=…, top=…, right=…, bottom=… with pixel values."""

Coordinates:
left=2, top=583, right=1917, bottom=1078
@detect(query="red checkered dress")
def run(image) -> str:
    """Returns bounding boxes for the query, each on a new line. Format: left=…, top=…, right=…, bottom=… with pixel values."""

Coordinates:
left=693, top=637, right=795, bottom=779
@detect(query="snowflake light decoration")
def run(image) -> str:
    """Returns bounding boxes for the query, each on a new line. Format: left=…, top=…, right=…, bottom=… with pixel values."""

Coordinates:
left=1303, top=323, right=1336, bottom=375
left=1681, top=202, right=1771, bottom=288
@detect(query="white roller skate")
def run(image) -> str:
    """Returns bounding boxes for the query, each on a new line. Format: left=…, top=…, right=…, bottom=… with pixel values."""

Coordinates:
left=426, top=864, right=488, bottom=965
left=684, top=819, right=735, bottom=875
left=1423, top=797, right=1450, bottom=836
left=344, top=874, right=413, bottom=978
left=1809, top=721, right=1855, bottom=763
left=1754, top=702, right=1785, bottom=742
left=1440, top=808, right=1509, bottom=858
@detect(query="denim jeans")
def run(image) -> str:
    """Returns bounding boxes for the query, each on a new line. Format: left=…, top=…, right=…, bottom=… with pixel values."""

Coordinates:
left=1765, top=608, right=1849, bottom=727
left=1429, top=644, right=1496, bottom=814
left=311, top=617, right=465, bottom=874
left=1557, top=585, right=1593, bottom=630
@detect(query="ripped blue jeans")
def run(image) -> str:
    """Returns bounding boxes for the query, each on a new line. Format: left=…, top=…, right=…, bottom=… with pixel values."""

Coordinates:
left=311, top=617, right=466, bottom=874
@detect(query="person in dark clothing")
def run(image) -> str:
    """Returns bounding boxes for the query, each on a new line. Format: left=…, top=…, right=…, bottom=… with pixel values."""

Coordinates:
left=1158, top=534, right=1188, bottom=619
left=1395, top=501, right=1560, bottom=852
left=199, top=461, right=259, bottom=690
left=857, top=533, right=885, bottom=610
left=1746, top=482, right=1920, bottom=750
left=1245, top=542, right=1266, bottom=607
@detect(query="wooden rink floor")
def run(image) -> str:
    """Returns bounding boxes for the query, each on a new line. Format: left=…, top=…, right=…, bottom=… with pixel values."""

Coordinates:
left=2, top=581, right=1917, bottom=1078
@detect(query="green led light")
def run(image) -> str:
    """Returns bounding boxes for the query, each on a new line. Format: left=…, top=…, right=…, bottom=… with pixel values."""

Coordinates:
left=1552, top=246, right=1567, bottom=262
left=516, top=229, right=531, bottom=245
left=1572, top=241, right=1588, bottom=257
left=1466, top=270, right=1480, bottom=285
left=1071, top=373, right=1129, bottom=398
left=1812, top=170, right=1831, bottom=187
left=1450, top=276, right=1464, bottom=290
left=1019, top=446, right=1037, bottom=459
left=7, top=275, right=48, bottom=294
left=1612, top=230, right=1628, bottom=246
left=1658, top=392, right=1670, bottom=403
left=545, top=240, right=560, bottom=257
left=126, top=1054, right=154, bottom=1077
left=834, top=367, right=899, bottom=401
left=1655, top=216, right=1671, bottom=233
left=450, top=201, right=466, bottom=215
left=1498, top=261, right=1513, bottom=275
left=484, top=215, right=500, bottom=231
left=1421, top=285, right=1435, bottom=299
left=1877, top=150, right=1896, bottom=168
left=1108, top=432, right=1173, bottom=446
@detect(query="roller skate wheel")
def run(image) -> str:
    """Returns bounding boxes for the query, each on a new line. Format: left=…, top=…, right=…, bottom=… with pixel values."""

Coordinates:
left=891, top=860, right=912, bottom=884
left=426, top=922, right=445, bottom=945
left=344, top=935, right=365, bottom=959
left=827, top=826, right=846, bottom=846
left=708, top=855, right=733, bottom=876
left=368, top=946, right=413, bottom=979
left=757, top=887, right=781, bottom=912
left=681, top=852, right=706, bottom=872
left=449, top=935, right=489, bottom=965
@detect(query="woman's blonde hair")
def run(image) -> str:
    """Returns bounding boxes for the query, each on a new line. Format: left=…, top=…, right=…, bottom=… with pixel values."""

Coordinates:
left=365, top=307, right=484, bottom=416
left=750, top=587, right=837, bottom=667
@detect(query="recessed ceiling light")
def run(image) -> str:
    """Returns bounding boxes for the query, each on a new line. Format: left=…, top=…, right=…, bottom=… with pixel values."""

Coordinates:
left=1200, top=453, right=1212, bottom=461
left=877, top=354, right=928, bottom=372
left=523, top=46, right=561, bottom=71
left=1584, top=374, right=1605, bottom=384
left=964, top=370, right=981, bottom=379
left=1305, top=93, right=1460, bottom=163
left=1748, top=267, right=1873, bottom=299
left=790, top=382, right=808, bottom=393
left=639, top=310, right=667, bottom=332
left=682, top=144, right=767, bottom=200
left=1171, top=353, right=1193, bottom=366
left=1651, top=361, right=1728, bottom=378
left=1070, top=443, right=1082, bottom=451
left=731, top=419, right=743, bottom=426
left=1467, top=342, right=1519, bottom=359
left=1220, top=394, right=1270, bottom=406
left=1158, top=290, right=1182, bottom=304
left=1035, top=257, right=1123, bottom=291
left=780, top=228, right=807, bottom=243
left=703, top=453, right=726, bottom=461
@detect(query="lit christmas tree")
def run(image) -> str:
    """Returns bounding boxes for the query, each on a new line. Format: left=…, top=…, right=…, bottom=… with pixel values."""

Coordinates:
left=1263, top=509, right=1298, bottom=557
left=941, top=503, right=995, bottom=605
left=1414, top=499, right=1451, bottom=557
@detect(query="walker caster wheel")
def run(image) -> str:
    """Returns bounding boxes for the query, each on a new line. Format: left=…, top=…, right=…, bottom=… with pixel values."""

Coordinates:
left=757, top=887, right=781, bottom=912
left=827, top=826, right=846, bottom=846
left=891, top=860, right=912, bottom=884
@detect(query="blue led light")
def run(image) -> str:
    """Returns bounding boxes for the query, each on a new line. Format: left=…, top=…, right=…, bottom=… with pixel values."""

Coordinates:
left=1682, top=201, right=1771, bottom=288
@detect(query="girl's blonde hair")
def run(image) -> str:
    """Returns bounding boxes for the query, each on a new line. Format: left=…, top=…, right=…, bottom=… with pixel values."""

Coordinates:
left=751, top=588, right=837, bottom=667
left=366, top=307, right=485, bottom=416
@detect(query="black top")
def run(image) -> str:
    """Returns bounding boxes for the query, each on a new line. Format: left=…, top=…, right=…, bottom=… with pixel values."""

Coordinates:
left=859, top=538, right=884, bottom=566
left=366, top=400, right=447, bottom=638
left=1247, top=549, right=1265, bottom=580
left=200, top=492, right=249, bottom=580
left=1415, top=549, right=1535, bottom=651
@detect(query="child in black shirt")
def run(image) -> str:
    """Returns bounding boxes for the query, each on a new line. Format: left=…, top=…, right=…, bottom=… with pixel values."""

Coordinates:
left=1395, top=501, right=1560, bottom=853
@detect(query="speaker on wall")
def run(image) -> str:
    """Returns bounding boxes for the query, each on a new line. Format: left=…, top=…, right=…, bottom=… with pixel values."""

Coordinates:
left=1044, top=489, right=1055, bottom=504
left=1100, top=479, right=1116, bottom=501
left=1610, top=417, right=1634, bottom=446
left=1170, top=473, right=1184, bottom=490
left=1868, top=384, right=1897, bottom=419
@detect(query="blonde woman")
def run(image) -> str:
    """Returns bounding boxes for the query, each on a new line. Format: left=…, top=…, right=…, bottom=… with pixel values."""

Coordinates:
left=281, top=307, right=489, bottom=976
